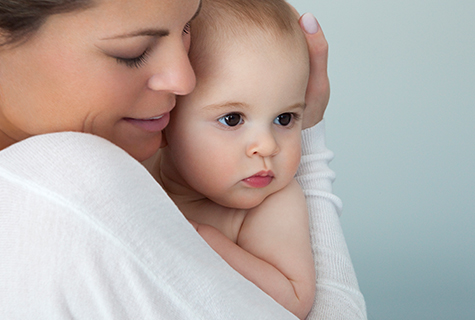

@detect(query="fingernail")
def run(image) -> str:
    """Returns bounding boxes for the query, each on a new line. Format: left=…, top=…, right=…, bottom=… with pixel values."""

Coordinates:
left=301, top=12, right=319, bottom=34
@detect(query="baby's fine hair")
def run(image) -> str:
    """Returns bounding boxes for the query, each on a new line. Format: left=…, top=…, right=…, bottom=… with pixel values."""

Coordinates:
left=190, top=0, right=306, bottom=57
left=195, top=0, right=300, bottom=35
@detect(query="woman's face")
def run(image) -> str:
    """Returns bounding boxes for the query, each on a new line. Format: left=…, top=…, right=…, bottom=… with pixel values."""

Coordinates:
left=0, top=0, right=200, bottom=161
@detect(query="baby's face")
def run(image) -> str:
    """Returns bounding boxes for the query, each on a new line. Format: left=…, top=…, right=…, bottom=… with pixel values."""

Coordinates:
left=165, top=32, right=309, bottom=209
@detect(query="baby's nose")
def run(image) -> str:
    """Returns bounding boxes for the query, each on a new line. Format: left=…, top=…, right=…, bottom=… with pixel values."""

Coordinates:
left=246, top=130, right=280, bottom=158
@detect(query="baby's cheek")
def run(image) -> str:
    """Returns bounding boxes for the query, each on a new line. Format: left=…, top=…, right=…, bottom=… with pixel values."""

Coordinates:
left=288, top=143, right=302, bottom=173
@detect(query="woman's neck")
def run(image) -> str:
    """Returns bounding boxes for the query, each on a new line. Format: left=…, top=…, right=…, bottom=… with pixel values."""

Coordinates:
left=0, top=130, right=17, bottom=151
left=152, top=149, right=207, bottom=205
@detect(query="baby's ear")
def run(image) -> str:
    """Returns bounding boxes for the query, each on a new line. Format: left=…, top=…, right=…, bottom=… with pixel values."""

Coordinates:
left=160, top=131, right=168, bottom=148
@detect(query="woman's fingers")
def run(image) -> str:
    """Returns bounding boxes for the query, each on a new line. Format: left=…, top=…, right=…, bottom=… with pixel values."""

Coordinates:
left=299, top=13, right=330, bottom=129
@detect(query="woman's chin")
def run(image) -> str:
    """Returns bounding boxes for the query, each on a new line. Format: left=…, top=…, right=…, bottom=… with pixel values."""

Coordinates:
left=119, top=135, right=162, bottom=163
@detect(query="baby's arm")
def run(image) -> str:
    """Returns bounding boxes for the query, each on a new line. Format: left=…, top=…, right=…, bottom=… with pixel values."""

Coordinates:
left=192, top=179, right=315, bottom=319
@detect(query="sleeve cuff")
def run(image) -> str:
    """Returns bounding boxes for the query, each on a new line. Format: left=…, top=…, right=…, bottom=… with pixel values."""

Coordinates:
left=301, top=119, right=327, bottom=156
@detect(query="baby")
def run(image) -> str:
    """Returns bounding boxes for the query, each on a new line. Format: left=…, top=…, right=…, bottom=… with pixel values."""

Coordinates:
left=153, top=0, right=315, bottom=318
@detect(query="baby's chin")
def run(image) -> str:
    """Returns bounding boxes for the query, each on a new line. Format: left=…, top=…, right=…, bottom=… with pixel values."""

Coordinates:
left=210, top=193, right=269, bottom=211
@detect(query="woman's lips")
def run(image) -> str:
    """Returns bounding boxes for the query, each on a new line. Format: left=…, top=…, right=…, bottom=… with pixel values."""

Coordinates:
left=124, top=112, right=170, bottom=133
left=242, top=171, right=274, bottom=188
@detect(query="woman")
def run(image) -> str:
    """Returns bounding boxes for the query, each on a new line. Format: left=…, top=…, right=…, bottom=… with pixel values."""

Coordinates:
left=0, top=0, right=366, bottom=318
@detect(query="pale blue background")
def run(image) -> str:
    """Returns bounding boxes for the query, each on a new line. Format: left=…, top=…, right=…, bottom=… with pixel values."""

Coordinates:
left=290, top=0, right=475, bottom=319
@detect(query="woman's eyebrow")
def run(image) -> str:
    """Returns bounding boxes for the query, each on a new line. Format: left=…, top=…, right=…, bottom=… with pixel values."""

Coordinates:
left=101, top=0, right=202, bottom=41
left=102, top=29, right=169, bottom=40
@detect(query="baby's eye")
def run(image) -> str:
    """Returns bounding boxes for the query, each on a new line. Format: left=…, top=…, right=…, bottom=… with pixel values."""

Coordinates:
left=218, top=113, right=243, bottom=127
left=274, top=113, right=293, bottom=126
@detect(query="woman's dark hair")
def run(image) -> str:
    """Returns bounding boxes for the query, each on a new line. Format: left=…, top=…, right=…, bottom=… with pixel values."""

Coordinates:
left=0, top=0, right=94, bottom=46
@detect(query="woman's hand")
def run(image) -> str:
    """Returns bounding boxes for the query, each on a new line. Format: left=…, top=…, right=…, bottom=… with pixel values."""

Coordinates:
left=298, top=12, right=330, bottom=129
left=188, top=219, right=200, bottom=230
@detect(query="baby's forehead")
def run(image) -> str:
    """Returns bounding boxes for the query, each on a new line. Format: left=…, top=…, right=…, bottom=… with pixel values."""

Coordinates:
left=196, top=20, right=306, bottom=54
left=191, top=26, right=309, bottom=78
left=189, top=0, right=308, bottom=65
left=193, top=0, right=300, bottom=37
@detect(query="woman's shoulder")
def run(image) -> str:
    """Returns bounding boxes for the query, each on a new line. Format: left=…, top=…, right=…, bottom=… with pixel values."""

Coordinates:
left=0, top=131, right=160, bottom=200
left=0, top=131, right=180, bottom=257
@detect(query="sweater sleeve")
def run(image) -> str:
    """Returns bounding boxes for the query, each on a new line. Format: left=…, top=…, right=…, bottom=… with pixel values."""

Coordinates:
left=0, top=132, right=297, bottom=320
left=296, top=120, right=367, bottom=319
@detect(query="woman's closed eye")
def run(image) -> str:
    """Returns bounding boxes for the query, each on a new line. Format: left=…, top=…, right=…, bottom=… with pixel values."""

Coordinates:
left=116, top=49, right=150, bottom=69
left=183, top=22, right=191, bottom=35
left=115, top=23, right=190, bottom=69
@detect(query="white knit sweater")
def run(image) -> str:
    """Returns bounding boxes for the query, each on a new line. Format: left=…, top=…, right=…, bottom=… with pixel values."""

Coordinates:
left=0, top=121, right=366, bottom=319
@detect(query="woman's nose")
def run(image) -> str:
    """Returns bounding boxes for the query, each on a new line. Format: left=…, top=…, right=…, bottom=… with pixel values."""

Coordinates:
left=246, top=129, right=280, bottom=158
left=147, top=41, right=196, bottom=95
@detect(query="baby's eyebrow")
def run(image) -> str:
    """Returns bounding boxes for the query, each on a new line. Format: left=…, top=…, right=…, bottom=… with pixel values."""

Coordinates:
left=289, top=102, right=307, bottom=111
left=203, top=101, right=306, bottom=112
left=203, top=101, right=250, bottom=111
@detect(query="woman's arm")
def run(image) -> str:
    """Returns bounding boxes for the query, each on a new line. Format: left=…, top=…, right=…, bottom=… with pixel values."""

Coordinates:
left=297, top=122, right=367, bottom=319
left=0, top=132, right=297, bottom=319
left=297, top=13, right=367, bottom=319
